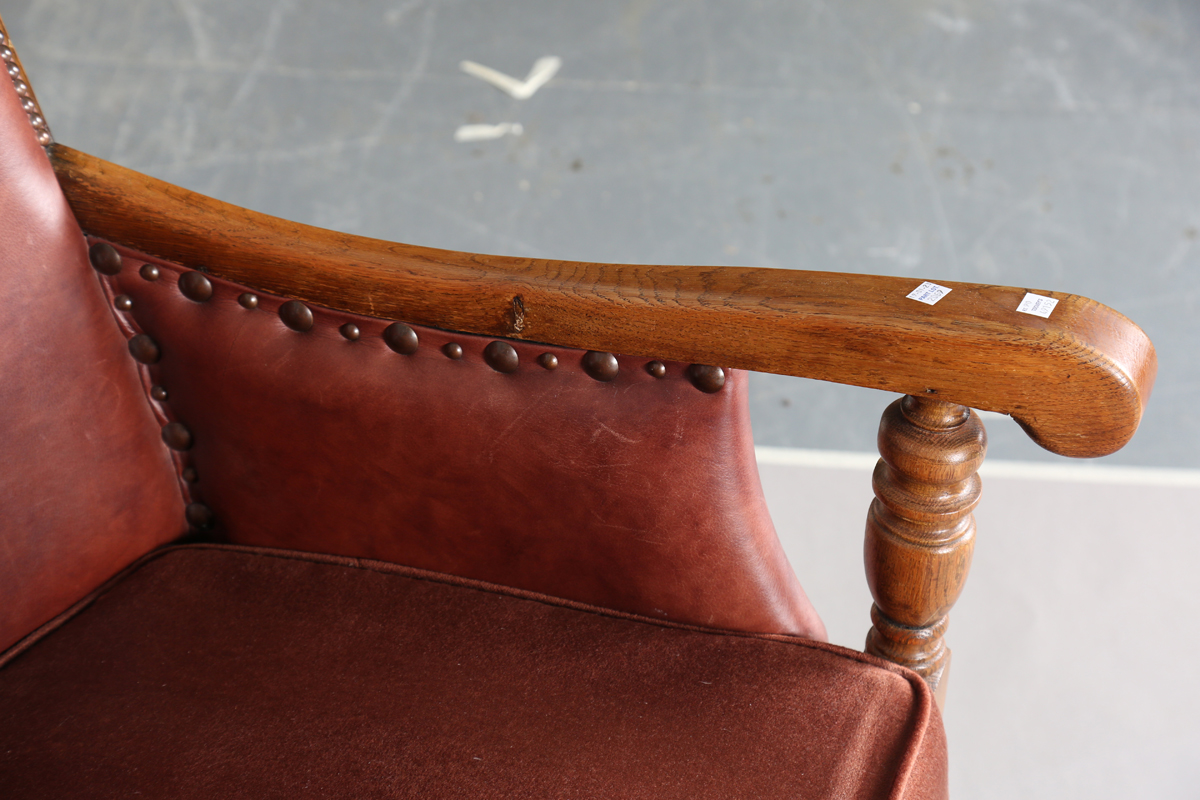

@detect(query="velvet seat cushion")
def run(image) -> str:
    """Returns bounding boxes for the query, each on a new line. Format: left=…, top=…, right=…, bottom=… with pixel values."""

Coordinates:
left=0, top=546, right=946, bottom=799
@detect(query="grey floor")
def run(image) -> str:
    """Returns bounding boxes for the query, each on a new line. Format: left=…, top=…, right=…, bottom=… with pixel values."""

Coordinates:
left=5, top=1, right=1199, bottom=796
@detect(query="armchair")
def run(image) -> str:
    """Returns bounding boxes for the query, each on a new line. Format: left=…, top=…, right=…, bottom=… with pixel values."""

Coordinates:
left=0, top=16, right=1155, bottom=799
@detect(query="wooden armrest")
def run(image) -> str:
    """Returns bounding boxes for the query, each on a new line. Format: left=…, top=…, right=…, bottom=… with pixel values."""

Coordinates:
left=50, top=144, right=1155, bottom=458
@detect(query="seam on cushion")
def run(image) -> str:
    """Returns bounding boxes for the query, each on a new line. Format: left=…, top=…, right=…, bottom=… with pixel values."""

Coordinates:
left=886, top=674, right=938, bottom=800
left=176, top=543, right=855, bottom=654
left=3, top=542, right=935, bottom=698
left=85, top=237, right=194, bottom=516
left=0, top=542, right=192, bottom=668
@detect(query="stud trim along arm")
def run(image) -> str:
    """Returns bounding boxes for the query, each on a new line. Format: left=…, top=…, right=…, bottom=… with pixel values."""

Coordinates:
left=49, top=144, right=1155, bottom=459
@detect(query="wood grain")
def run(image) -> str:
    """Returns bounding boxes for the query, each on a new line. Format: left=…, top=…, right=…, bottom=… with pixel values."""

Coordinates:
left=865, top=396, right=987, bottom=707
left=50, top=144, right=1155, bottom=458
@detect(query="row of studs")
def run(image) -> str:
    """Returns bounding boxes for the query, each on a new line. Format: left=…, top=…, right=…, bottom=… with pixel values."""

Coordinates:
left=0, top=28, right=52, bottom=146
left=90, top=244, right=213, bottom=531
left=93, top=242, right=727, bottom=393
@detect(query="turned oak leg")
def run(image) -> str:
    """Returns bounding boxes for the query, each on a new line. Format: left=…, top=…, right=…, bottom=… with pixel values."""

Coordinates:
left=864, top=395, right=987, bottom=708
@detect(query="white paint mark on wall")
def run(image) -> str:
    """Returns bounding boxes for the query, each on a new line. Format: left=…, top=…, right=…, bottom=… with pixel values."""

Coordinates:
left=460, top=56, right=561, bottom=99
left=453, top=122, right=524, bottom=142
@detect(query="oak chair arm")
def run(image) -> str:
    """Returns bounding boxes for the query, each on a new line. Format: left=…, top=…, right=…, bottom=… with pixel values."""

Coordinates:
left=50, top=144, right=1155, bottom=459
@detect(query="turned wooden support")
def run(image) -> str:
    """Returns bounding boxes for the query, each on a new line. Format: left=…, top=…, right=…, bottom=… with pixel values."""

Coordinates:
left=865, top=395, right=987, bottom=707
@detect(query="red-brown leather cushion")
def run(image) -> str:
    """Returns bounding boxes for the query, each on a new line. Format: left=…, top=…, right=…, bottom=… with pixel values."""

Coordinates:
left=98, top=244, right=826, bottom=638
left=0, top=545, right=946, bottom=799
left=0, top=59, right=185, bottom=652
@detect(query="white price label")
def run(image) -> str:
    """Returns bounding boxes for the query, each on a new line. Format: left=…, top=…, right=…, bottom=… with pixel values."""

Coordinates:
left=1016, top=292, right=1059, bottom=318
left=906, top=281, right=952, bottom=305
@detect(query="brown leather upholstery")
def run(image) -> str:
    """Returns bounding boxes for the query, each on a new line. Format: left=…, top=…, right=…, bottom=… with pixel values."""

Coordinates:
left=0, top=61, right=184, bottom=652
left=0, top=545, right=947, bottom=799
left=95, top=245, right=826, bottom=638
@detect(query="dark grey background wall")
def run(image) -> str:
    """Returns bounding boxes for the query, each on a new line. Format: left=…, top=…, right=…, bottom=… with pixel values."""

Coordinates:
left=7, top=0, right=1198, bottom=468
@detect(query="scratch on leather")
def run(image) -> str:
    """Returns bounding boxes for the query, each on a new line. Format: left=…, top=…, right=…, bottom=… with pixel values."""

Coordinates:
left=589, top=422, right=639, bottom=445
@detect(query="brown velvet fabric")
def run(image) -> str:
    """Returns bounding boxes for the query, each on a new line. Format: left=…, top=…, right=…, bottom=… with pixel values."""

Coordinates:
left=0, top=66, right=185, bottom=651
left=0, top=545, right=946, bottom=799
left=99, top=245, right=826, bottom=639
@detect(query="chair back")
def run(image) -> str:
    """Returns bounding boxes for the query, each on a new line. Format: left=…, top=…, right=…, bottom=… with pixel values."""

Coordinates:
left=0, top=71, right=184, bottom=652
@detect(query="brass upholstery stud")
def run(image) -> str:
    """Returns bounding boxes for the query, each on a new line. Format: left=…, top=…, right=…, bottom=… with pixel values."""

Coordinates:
left=339, top=323, right=361, bottom=341
left=114, top=295, right=133, bottom=311
left=185, top=503, right=214, bottom=529
left=383, top=323, right=419, bottom=355
left=179, top=271, right=214, bottom=303
left=443, top=342, right=464, bottom=360
left=139, top=264, right=160, bottom=281
left=128, top=334, right=161, bottom=364
left=646, top=360, right=667, bottom=378
left=537, top=353, right=558, bottom=371
left=238, top=293, right=259, bottom=309
left=161, top=422, right=193, bottom=451
left=88, top=243, right=122, bottom=275
left=150, top=386, right=168, bottom=402
left=582, top=351, right=619, bottom=382
left=279, top=300, right=314, bottom=332
left=484, top=341, right=519, bottom=373
left=685, top=364, right=726, bottom=393
left=182, top=467, right=199, bottom=483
